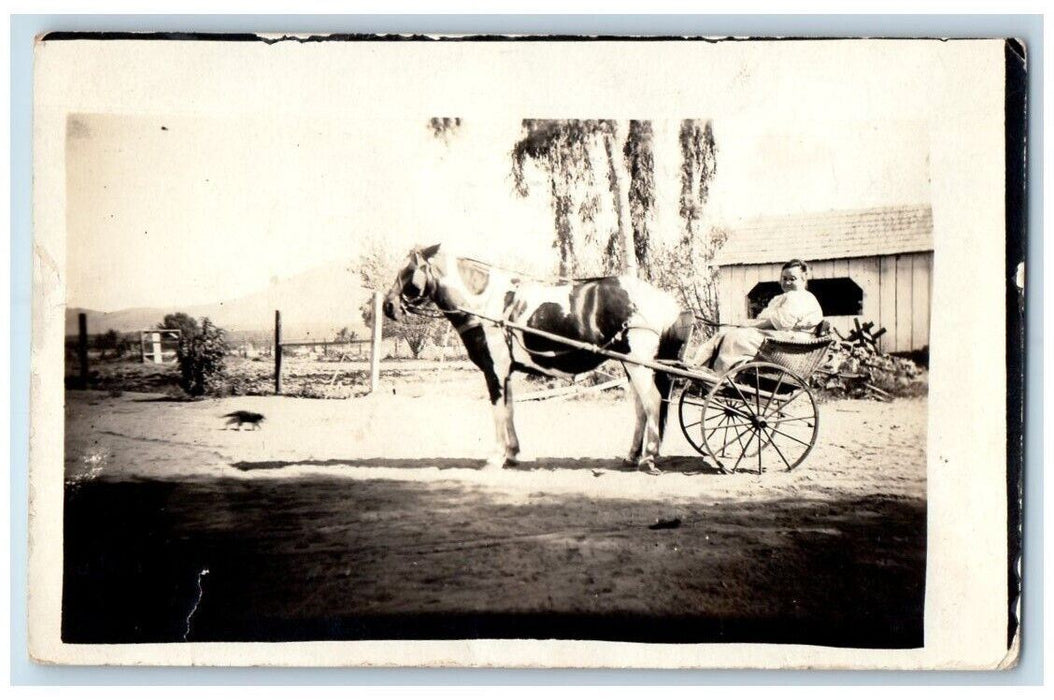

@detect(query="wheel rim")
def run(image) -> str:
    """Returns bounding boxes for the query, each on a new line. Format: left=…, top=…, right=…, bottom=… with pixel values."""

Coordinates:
left=700, top=362, right=819, bottom=473
left=678, top=380, right=711, bottom=457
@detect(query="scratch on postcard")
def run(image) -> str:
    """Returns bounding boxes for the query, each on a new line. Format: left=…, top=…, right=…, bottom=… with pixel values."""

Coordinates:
left=183, top=567, right=210, bottom=642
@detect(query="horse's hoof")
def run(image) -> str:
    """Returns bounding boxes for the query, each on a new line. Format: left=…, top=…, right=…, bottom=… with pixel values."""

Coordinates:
left=621, top=458, right=640, bottom=471
left=638, top=459, right=663, bottom=476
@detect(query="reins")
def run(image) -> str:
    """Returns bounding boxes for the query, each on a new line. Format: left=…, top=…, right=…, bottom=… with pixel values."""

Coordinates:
left=400, top=294, right=632, bottom=359
left=401, top=277, right=748, bottom=334
left=397, top=257, right=651, bottom=360
left=396, top=254, right=775, bottom=365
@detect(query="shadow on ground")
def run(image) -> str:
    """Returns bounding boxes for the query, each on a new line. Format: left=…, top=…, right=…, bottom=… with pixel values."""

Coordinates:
left=62, top=475, right=925, bottom=648
left=229, top=456, right=725, bottom=475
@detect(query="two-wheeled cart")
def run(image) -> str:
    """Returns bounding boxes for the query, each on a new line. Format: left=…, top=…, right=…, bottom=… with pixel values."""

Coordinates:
left=671, top=335, right=833, bottom=474
left=472, top=311, right=834, bottom=474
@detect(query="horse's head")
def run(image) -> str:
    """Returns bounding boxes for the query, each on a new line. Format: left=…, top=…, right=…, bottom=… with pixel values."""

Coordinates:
left=382, top=244, right=442, bottom=322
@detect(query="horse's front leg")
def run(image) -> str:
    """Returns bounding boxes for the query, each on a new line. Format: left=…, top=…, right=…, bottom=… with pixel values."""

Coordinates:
left=482, top=332, right=519, bottom=469
left=625, top=364, right=664, bottom=473
left=460, top=325, right=519, bottom=469
left=501, top=375, right=521, bottom=462
left=623, top=330, right=665, bottom=474
left=622, top=363, right=645, bottom=468
left=481, top=370, right=513, bottom=469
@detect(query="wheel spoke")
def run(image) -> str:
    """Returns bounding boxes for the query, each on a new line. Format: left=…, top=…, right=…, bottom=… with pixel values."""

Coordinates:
left=765, top=423, right=815, bottom=448
left=712, top=419, right=751, bottom=456
left=762, top=393, right=812, bottom=423
left=731, top=429, right=757, bottom=472
left=703, top=405, right=732, bottom=433
left=728, top=377, right=759, bottom=416
left=757, top=431, right=763, bottom=474
left=753, top=368, right=762, bottom=417
left=721, top=420, right=749, bottom=457
left=712, top=400, right=755, bottom=422
left=764, top=414, right=816, bottom=426
left=761, top=371, right=788, bottom=415
left=767, top=385, right=807, bottom=415
left=761, top=424, right=795, bottom=470
left=706, top=419, right=759, bottom=430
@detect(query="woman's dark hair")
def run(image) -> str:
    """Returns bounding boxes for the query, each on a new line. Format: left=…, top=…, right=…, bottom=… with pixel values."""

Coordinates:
left=782, top=258, right=809, bottom=275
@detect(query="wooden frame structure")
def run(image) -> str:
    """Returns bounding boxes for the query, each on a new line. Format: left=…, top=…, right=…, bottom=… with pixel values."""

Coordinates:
left=273, top=292, right=384, bottom=395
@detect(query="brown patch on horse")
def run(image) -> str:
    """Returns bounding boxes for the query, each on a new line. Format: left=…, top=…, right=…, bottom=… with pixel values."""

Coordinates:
left=457, top=259, right=490, bottom=295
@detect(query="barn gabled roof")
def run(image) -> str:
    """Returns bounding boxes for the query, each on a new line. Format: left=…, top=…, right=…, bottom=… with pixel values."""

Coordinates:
left=713, top=204, right=933, bottom=267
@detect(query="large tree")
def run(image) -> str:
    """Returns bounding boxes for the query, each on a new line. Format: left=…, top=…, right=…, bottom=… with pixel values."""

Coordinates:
left=624, top=120, right=655, bottom=280
left=512, top=119, right=639, bottom=277
left=648, top=119, right=723, bottom=323
left=510, top=119, right=668, bottom=280
left=509, top=118, right=722, bottom=322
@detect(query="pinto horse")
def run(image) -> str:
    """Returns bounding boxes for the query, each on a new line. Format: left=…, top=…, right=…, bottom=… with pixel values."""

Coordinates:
left=382, top=244, right=691, bottom=472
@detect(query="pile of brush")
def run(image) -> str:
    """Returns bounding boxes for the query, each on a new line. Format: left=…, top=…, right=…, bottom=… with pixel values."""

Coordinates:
left=814, top=335, right=927, bottom=401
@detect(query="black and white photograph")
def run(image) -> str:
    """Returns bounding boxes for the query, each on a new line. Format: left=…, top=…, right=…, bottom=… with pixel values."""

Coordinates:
left=28, top=35, right=1019, bottom=669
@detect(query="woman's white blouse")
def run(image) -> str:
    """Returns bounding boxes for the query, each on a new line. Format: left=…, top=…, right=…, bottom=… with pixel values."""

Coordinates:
left=757, top=289, right=824, bottom=331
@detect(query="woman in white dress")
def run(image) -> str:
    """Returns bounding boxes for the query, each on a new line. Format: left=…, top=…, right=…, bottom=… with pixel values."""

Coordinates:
left=697, top=258, right=824, bottom=374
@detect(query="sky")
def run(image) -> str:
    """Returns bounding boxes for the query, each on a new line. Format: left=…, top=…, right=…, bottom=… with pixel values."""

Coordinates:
left=53, top=36, right=947, bottom=314
left=66, top=114, right=555, bottom=310
left=65, top=112, right=930, bottom=312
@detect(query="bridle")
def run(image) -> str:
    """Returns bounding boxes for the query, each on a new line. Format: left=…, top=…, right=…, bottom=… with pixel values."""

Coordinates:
left=396, top=252, right=436, bottom=310
left=394, top=253, right=637, bottom=359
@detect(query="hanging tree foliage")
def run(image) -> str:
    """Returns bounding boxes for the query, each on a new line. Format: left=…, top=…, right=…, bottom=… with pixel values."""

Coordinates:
left=511, top=119, right=632, bottom=278
left=624, top=119, right=655, bottom=280
left=647, top=119, right=724, bottom=325
left=509, top=118, right=723, bottom=324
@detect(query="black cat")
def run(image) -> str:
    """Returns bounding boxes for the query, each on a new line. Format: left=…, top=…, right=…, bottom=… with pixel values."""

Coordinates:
left=222, top=411, right=265, bottom=430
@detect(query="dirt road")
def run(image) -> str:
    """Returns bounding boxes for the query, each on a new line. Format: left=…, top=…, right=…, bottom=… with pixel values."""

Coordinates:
left=62, top=388, right=927, bottom=648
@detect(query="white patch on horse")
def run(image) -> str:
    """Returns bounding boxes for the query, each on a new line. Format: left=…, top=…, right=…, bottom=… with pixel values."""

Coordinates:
left=617, top=276, right=682, bottom=335
left=383, top=246, right=689, bottom=471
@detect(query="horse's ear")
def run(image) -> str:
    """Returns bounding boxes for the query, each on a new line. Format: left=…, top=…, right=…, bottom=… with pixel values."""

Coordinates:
left=419, top=243, right=441, bottom=260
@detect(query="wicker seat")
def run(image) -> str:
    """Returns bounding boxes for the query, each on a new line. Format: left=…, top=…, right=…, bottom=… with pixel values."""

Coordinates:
left=754, top=335, right=834, bottom=380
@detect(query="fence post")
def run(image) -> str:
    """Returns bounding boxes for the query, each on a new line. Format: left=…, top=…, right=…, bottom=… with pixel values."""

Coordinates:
left=274, top=309, right=283, bottom=395
left=77, top=312, right=89, bottom=388
left=370, top=292, right=383, bottom=392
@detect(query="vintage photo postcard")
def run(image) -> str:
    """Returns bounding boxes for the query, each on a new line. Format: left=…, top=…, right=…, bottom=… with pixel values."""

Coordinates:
left=29, top=35, right=1023, bottom=669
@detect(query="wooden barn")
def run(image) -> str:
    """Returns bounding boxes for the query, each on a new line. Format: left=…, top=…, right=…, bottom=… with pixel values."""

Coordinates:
left=712, top=204, right=933, bottom=354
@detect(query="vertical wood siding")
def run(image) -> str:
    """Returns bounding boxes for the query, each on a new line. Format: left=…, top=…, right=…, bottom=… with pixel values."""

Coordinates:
left=717, top=251, right=932, bottom=353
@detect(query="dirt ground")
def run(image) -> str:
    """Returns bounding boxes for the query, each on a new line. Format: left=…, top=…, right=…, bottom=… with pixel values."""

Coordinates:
left=61, top=378, right=927, bottom=648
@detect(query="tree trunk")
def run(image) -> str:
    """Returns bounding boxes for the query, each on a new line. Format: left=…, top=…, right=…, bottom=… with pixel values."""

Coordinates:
left=604, top=122, right=637, bottom=277
left=550, top=173, right=574, bottom=277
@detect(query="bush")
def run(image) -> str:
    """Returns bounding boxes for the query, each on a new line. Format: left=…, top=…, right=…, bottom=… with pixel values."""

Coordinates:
left=176, top=318, right=230, bottom=397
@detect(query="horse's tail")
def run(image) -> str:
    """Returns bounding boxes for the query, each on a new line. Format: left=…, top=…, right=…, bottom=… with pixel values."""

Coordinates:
left=654, top=311, right=695, bottom=437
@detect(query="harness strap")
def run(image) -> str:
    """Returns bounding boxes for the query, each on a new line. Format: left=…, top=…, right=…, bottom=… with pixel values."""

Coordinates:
left=454, top=316, right=482, bottom=335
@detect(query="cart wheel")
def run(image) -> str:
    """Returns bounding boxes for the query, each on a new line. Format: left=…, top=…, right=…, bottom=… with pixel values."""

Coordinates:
left=678, top=379, right=721, bottom=466
left=699, top=362, right=819, bottom=474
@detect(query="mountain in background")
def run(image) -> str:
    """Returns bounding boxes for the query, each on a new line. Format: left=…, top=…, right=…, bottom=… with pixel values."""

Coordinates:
left=67, top=259, right=374, bottom=342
